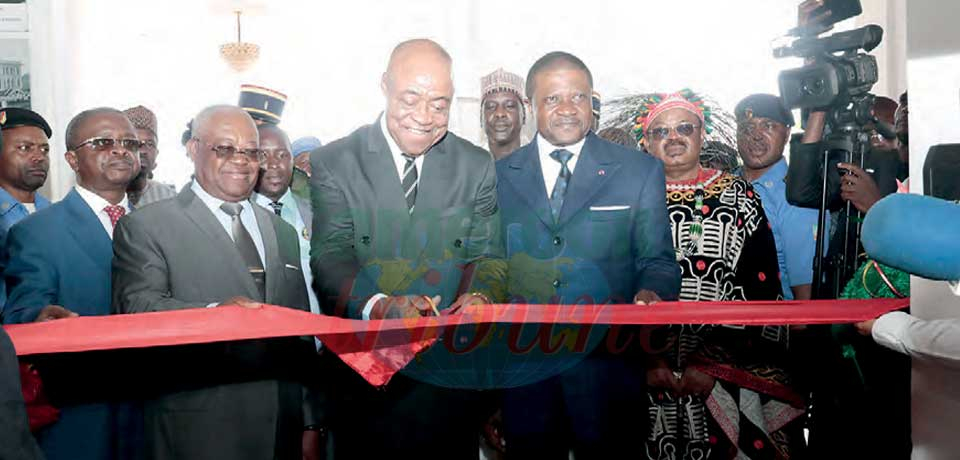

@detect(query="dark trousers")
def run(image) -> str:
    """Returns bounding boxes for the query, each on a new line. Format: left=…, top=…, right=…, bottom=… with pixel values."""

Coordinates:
left=328, top=356, right=485, bottom=460
left=501, top=352, right=646, bottom=460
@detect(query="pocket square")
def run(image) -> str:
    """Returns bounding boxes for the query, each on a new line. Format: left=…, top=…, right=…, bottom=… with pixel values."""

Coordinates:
left=284, top=264, right=300, bottom=271
left=589, top=205, right=630, bottom=211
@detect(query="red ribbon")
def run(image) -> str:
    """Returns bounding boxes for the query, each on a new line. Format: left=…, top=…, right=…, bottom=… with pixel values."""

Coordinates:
left=5, top=299, right=908, bottom=386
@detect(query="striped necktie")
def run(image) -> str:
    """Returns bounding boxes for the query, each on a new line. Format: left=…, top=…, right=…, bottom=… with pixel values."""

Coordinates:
left=401, top=154, right=418, bottom=214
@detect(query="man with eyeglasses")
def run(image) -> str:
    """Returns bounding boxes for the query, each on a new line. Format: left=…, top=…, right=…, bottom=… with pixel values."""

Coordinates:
left=3, top=107, right=143, bottom=460
left=112, top=105, right=320, bottom=460
left=123, top=106, right=176, bottom=207
left=735, top=94, right=821, bottom=301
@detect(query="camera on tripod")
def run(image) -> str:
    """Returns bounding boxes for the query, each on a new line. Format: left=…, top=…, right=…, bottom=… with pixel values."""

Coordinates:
left=775, top=25, right=882, bottom=111
left=774, top=0, right=894, bottom=298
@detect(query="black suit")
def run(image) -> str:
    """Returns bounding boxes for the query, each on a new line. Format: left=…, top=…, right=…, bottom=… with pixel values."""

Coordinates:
left=0, top=327, right=44, bottom=460
left=112, top=187, right=318, bottom=460
left=310, top=117, right=505, bottom=458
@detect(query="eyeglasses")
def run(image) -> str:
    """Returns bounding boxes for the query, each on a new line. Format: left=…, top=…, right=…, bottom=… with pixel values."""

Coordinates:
left=140, top=139, right=157, bottom=150
left=194, top=138, right=263, bottom=162
left=646, top=122, right=701, bottom=141
left=71, top=137, right=143, bottom=152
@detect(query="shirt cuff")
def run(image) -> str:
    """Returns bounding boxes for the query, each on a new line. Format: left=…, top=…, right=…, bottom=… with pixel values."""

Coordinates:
left=871, top=311, right=914, bottom=355
left=206, top=302, right=218, bottom=308
left=362, top=293, right=387, bottom=320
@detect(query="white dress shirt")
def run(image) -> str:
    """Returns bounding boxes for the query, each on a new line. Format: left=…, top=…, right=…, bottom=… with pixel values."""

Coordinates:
left=536, top=133, right=585, bottom=197
left=253, top=191, right=320, bottom=313
left=74, top=186, right=131, bottom=239
left=190, top=180, right=266, bottom=265
left=360, top=115, right=431, bottom=320
left=381, top=114, right=426, bottom=179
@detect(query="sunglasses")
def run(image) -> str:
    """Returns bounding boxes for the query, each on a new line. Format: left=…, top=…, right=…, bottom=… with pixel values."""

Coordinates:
left=71, top=137, right=143, bottom=152
left=646, top=122, right=701, bottom=141
left=194, top=138, right=264, bottom=162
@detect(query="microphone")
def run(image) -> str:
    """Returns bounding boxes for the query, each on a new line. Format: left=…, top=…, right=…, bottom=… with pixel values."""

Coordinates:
left=862, top=194, right=960, bottom=281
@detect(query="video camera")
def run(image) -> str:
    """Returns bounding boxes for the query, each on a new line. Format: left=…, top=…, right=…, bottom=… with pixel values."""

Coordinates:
left=775, top=0, right=881, bottom=113
left=775, top=0, right=891, bottom=299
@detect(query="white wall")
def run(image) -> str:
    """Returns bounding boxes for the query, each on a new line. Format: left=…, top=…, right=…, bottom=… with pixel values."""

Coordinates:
left=904, top=1, right=960, bottom=458
left=22, top=0, right=828, bottom=198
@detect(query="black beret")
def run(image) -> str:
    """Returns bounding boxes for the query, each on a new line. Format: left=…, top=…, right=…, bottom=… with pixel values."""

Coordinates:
left=735, top=94, right=794, bottom=127
left=0, top=108, right=53, bottom=138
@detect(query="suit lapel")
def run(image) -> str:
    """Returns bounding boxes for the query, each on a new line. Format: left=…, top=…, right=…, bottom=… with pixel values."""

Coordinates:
left=557, top=133, right=622, bottom=227
left=253, top=203, right=283, bottom=303
left=504, top=142, right=555, bottom=230
left=176, top=188, right=261, bottom=300
left=363, top=117, right=411, bottom=224
left=63, top=190, right=112, bottom=270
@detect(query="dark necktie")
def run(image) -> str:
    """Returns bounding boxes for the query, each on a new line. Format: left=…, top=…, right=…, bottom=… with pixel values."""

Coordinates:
left=549, top=149, right=573, bottom=220
left=219, top=202, right=266, bottom=301
left=268, top=201, right=283, bottom=216
left=401, top=154, right=418, bottom=214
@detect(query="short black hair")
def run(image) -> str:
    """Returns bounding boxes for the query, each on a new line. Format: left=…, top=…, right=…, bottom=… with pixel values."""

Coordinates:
left=525, top=51, right=593, bottom=101
left=65, top=107, right=125, bottom=150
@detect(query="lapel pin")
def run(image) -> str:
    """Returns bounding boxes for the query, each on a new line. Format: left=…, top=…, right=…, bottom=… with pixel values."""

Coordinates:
left=598, top=169, right=605, bottom=176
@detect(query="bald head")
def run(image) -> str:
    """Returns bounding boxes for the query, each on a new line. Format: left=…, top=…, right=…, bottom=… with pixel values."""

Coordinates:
left=384, top=39, right=452, bottom=87
left=191, top=105, right=256, bottom=140
left=380, top=39, right=455, bottom=156
left=66, top=107, right=129, bottom=150
left=188, top=105, right=261, bottom=202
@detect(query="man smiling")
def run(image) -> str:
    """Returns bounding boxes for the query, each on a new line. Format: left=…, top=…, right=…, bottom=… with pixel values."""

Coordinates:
left=310, top=38, right=504, bottom=458
left=480, top=68, right=526, bottom=159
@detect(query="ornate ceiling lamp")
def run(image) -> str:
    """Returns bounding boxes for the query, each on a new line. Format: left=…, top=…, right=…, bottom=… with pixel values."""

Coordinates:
left=219, top=9, right=259, bottom=72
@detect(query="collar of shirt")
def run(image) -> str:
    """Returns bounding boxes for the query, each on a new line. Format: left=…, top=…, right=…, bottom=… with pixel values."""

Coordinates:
left=748, top=157, right=789, bottom=190
left=74, top=185, right=130, bottom=239
left=0, top=186, right=50, bottom=218
left=254, top=189, right=297, bottom=219
left=537, top=133, right=587, bottom=196
left=191, top=180, right=266, bottom=263
left=380, top=113, right=426, bottom=181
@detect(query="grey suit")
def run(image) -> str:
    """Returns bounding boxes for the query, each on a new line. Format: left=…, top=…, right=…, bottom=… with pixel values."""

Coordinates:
left=112, top=187, right=318, bottom=460
left=310, top=117, right=505, bottom=458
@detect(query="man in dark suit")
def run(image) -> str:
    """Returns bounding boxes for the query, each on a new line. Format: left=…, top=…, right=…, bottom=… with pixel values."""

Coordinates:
left=310, top=39, right=504, bottom=458
left=496, top=52, right=680, bottom=458
left=0, top=327, right=44, bottom=460
left=2, top=107, right=142, bottom=460
left=112, top=105, right=320, bottom=460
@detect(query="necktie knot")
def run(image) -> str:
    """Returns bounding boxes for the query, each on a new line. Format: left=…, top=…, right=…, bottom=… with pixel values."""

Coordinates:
left=219, top=202, right=244, bottom=218
left=550, top=149, right=573, bottom=166
left=103, top=205, right=126, bottom=228
left=268, top=201, right=283, bottom=216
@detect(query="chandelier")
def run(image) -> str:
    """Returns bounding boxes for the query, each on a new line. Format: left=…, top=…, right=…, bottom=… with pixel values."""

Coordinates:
left=219, top=10, right=260, bottom=72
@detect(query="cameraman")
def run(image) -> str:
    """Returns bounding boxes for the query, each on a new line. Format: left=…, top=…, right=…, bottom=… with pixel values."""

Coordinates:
left=785, top=3, right=911, bottom=459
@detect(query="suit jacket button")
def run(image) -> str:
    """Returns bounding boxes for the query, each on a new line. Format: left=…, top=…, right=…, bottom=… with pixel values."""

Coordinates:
left=454, top=239, right=463, bottom=248
left=553, top=236, right=562, bottom=246
left=361, top=236, right=371, bottom=245
left=552, top=279, right=561, bottom=288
